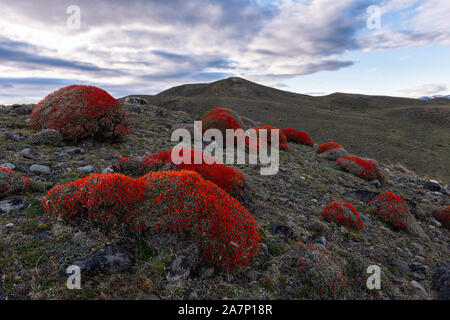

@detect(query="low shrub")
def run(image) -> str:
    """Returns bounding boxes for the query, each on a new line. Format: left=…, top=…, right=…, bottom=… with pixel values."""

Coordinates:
left=203, top=108, right=246, bottom=128
left=336, top=157, right=387, bottom=183
left=0, top=168, right=32, bottom=198
left=283, top=128, right=314, bottom=147
left=317, top=142, right=342, bottom=153
left=30, top=129, right=64, bottom=146
left=253, top=126, right=290, bottom=151
left=320, top=201, right=364, bottom=230
left=42, top=171, right=260, bottom=268
left=434, top=206, right=450, bottom=229
left=30, top=85, right=131, bottom=142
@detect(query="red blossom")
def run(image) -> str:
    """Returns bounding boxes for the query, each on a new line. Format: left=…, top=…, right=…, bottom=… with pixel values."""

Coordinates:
left=320, top=201, right=364, bottom=230
left=282, top=128, right=314, bottom=147
left=317, top=142, right=342, bottom=153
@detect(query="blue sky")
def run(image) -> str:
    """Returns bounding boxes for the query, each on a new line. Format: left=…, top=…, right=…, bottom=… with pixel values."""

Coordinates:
left=0, top=0, right=449, bottom=104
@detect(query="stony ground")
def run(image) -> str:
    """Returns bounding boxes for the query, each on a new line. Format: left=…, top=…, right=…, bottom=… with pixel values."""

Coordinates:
left=0, top=102, right=448, bottom=300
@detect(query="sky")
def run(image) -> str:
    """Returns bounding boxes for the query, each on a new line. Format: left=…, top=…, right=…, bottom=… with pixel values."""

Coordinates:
left=0, top=0, right=449, bottom=104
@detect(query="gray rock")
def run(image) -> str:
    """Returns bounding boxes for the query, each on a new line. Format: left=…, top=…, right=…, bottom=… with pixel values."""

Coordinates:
left=0, top=163, right=15, bottom=170
left=72, top=245, right=134, bottom=276
left=57, top=163, right=69, bottom=169
left=124, top=96, right=149, bottom=105
left=269, top=221, right=294, bottom=240
left=155, top=107, right=169, bottom=118
left=102, top=167, right=114, bottom=174
left=432, top=261, right=450, bottom=300
left=423, top=181, right=441, bottom=192
left=30, top=164, right=51, bottom=175
left=0, top=199, right=25, bottom=215
left=410, top=280, right=428, bottom=296
left=313, top=236, right=327, bottom=248
left=77, top=165, right=95, bottom=174
left=64, top=148, right=85, bottom=155
left=5, top=132, right=24, bottom=142
left=369, top=179, right=381, bottom=188
left=345, top=190, right=379, bottom=204
left=33, top=231, right=53, bottom=240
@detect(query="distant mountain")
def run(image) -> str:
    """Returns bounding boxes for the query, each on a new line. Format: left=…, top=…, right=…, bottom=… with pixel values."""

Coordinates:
left=120, top=77, right=450, bottom=182
left=420, top=95, right=450, bottom=101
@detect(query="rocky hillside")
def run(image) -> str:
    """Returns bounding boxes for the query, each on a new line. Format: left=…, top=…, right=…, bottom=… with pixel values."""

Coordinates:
left=0, top=98, right=449, bottom=300
left=122, top=77, right=450, bottom=184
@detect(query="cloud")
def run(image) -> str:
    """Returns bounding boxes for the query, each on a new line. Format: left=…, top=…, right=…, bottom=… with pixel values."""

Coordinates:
left=0, top=0, right=448, bottom=103
left=397, top=84, right=448, bottom=98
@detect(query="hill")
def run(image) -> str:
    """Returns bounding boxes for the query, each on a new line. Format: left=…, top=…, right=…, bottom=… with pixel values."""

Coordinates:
left=121, top=77, right=450, bottom=183
left=0, top=101, right=448, bottom=300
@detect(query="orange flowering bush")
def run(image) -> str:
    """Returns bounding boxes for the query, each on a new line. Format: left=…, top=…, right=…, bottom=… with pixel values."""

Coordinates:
left=203, top=108, right=246, bottom=128
left=317, top=142, right=342, bottom=153
left=434, top=206, right=450, bottom=229
left=253, top=126, right=290, bottom=151
left=202, top=113, right=244, bottom=136
left=368, top=192, right=411, bottom=230
left=282, top=128, right=314, bottom=147
left=30, top=85, right=131, bottom=142
left=42, top=171, right=260, bottom=268
left=0, top=168, right=32, bottom=198
left=113, top=149, right=251, bottom=201
left=320, top=201, right=364, bottom=230
left=336, top=157, right=387, bottom=183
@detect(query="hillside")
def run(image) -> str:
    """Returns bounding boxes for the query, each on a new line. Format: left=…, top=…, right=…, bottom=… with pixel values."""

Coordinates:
left=0, top=100, right=449, bottom=300
left=121, top=77, right=450, bottom=183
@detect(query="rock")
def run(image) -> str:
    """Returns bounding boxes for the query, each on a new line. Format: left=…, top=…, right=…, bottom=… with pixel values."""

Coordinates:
left=0, top=199, right=26, bottom=215
left=5, top=223, right=14, bottom=228
left=30, top=164, right=51, bottom=175
left=155, top=107, right=169, bottom=118
left=423, top=181, right=441, bottom=192
left=247, top=269, right=261, bottom=282
left=72, top=245, right=134, bottom=276
left=313, top=236, right=326, bottom=248
left=5, top=132, right=24, bottom=142
left=129, top=107, right=143, bottom=113
left=345, top=190, right=379, bottom=204
left=77, top=165, right=95, bottom=174
left=57, top=163, right=69, bottom=169
left=9, top=104, right=32, bottom=115
left=444, top=185, right=450, bottom=195
left=410, top=280, right=428, bottom=296
left=33, top=231, right=53, bottom=240
left=409, top=262, right=427, bottom=274
left=432, top=261, right=450, bottom=300
left=260, top=243, right=270, bottom=257
left=166, top=243, right=199, bottom=282
left=102, top=167, right=114, bottom=174
left=124, top=96, right=149, bottom=105
left=269, top=221, right=294, bottom=239
left=369, top=180, right=381, bottom=188
left=63, top=148, right=85, bottom=155
left=0, top=163, right=16, bottom=170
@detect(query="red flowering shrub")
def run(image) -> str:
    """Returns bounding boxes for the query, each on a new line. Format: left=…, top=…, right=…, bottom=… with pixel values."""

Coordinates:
left=320, top=201, right=364, bottom=230
left=253, top=126, right=290, bottom=151
left=434, top=206, right=450, bottom=229
left=202, top=113, right=244, bottom=137
left=0, top=168, right=31, bottom=198
left=113, top=149, right=251, bottom=201
left=282, top=128, right=314, bottom=147
left=30, top=85, right=131, bottom=142
left=204, top=108, right=246, bottom=128
left=317, top=142, right=342, bottom=153
left=336, top=157, right=387, bottom=183
left=367, top=192, right=411, bottom=230
left=292, top=242, right=347, bottom=298
left=42, top=171, right=260, bottom=268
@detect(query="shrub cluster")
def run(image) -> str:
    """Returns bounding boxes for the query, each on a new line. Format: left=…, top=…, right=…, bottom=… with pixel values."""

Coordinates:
left=336, top=157, right=387, bottom=183
left=0, top=168, right=31, bottom=198
left=317, top=142, right=342, bottom=153
left=368, top=192, right=411, bottom=230
left=203, top=108, right=246, bottom=128
left=42, top=171, right=260, bottom=268
left=112, top=149, right=251, bottom=201
left=282, top=128, right=314, bottom=147
left=292, top=242, right=347, bottom=298
left=202, top=113, right=243, bottom=137
left=30, top=129, right=64, bottom=146
left=253, top=126, right=290, bottom=151
left=30, top=85, right=131, bottom=142
left=434, top=206, right=450, bottom=229
left=320, top=201, right=364, bottom=230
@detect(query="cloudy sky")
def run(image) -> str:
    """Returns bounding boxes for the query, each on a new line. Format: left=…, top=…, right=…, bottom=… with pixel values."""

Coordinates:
left=0, top=0, right=449, bottom=104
